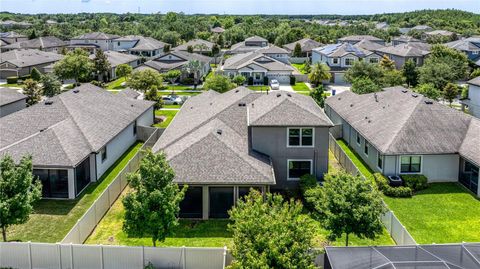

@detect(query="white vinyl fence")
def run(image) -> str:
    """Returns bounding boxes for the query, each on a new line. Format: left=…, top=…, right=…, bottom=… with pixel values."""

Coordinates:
left=328, top=134, right=417, bottom=246
left=0, top=242, right=228, bottom=269
left=62, top=129, right=162, bottom=244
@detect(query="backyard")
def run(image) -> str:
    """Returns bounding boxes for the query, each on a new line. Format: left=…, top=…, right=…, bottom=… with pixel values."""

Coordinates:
left=154, top=110, right=179, bottom=128
left=292, top=63, right=308, bottom=74
left=6, top=142, right=143, bottom=243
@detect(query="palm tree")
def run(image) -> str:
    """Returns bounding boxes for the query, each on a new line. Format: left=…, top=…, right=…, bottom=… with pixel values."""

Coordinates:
left=309, top=62, right=332, bottom=87
left=183, top=60, right=203, bottom=89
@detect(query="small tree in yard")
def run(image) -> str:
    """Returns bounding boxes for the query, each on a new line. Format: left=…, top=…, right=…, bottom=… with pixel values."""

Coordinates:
left=164, top=69, right=182, bottom=85
left=403, top=59, right=418, bottom=87
left=41, top=73, right=62, bottom=97
left=293, top=42, right=303, bottom=57
left=127, top=69, right=163, bottom=93
left=308, top=171, right=386, bottom=246
left=183, top=60, right=203, bottom=89
left=144, top=86, right=163, bottom=109
left=232, top=75, right=246, bottom=86
left=0, top=155, right=42, bottom=242
left=23, top=79, right=42, bottom=106
left=416, top=83, right=440, bottom=101
left=54, top=48, right=93, bottom=84
left=351, top=77, right=381, bottom=94
left=309, top=62, right=331, bottom=86
left=310, top=85, right=326, bottom=108
left=115, top=64, right=133, bottom=81
left=303, top=60, right=311, bottom=74
left=30, top=67, right=42, bottom=81
left=123, top=150, right=187, bottom=247
left=203, top=74, right=235, bottom=93
left=93, top=49, right=111, bottom=82
left=379, top=54, right=396, bottom=71
left=228, top=190, right=316, bottom=269
left=443, top=82, right=458, bottom=106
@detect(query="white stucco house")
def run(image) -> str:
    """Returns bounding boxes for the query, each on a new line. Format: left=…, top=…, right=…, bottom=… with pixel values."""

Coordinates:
left=70, top=32, right=120, bottom=51
left=463, top=77, right=480, bottom=119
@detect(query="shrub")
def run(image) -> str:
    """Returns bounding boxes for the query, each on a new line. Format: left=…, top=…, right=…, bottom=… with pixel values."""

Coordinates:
left=6, top=76, right=18, bottom=84
left=90, top=80, right=105, bottom=88
left=19, top=74, right=31, bottom=80
left=263, top=76, right=269, bottom=86
left=373, top=173, right=413, bottom=198
left=401, top=174, right=428, bottom=191
left=248, top=76, right=254, bottom=85
left=181, top=77, right=194, bottom=85
left=300, top=174, right=318, bottom=192
left=290, top=76, right=296, bottom=85
left=30, top=67, right=42, bottom=81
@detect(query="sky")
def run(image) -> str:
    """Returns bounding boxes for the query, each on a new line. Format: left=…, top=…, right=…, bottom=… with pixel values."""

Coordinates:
left=0, top=0, right=478, bottom=15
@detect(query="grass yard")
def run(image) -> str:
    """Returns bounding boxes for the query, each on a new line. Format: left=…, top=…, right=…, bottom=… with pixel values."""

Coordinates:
left=162, top=104, right=182, bottom=109
left=1, top=83, right=23, bottom=88
left=154, top=110, right=179, bottom=128
left=292, top=82, right=311, bottom=92
left=336, top=139, right=375, bottom=180
left=106, top=77, right=126, bottom=90
left=383, top=183, right=480, bottom=244
left=247, top=85, right=270, bottom=91
left=292, top=63, right=308, bottom=74
left=6, top=142, right=143, bottom=243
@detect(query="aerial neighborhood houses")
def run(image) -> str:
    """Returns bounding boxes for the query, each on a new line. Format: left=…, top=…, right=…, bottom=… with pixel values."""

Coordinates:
left=0, top=49, right=63, bottom=79
left=0, top=87, right=26, bottom=117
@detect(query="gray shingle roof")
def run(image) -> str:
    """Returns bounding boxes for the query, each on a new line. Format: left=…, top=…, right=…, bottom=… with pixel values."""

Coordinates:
left=354, top=39, right=385, bottom=51
left=445, top=37, right=480, bottom=52
left=211, top=27, right=225, bottom=33
left=0, top=84, right=154, bottom=167
left=174, top=39, right=214, bottom=52
left=114, top=35, right=168, bottom=51
left=338, top=35, right=383, bottom=42
left=0, top=49, right=64, bottom=68
left=0, top=31, right=27, bottom=38
left=2, top=36, right=66, bottom=50
left=245, top=36, right=268, bottom=42
left=0, top=88, right=26, bottom=106
left=90, top=50, right=140, bottom=67
left=144, top=51, right=211, bottom=72
left=222, top=52, right=294, bottom=72
left=314, top=43, right=376, bottom=58
left=326, top=87, right=480, bottom=164
left=393, top=35, right=422, bottom=43
left=283, top=38, right=322, bottom=53
left=467, top=77, right=480, bottom=87
left=73, top=32, right=120, bottom=40
left=375, top=42, right=430, bottom=57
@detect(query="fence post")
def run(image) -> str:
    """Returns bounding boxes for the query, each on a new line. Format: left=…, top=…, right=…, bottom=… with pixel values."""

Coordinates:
left=100, top=244, right=104, bottom=269
left=70, top=243, right=74, bottom=269
left=28, top=241, right=32, bottom=269
left=223, top=246, right=227, bottom=269
left=57, top=242, right=62, bottom=269
left=182, top=246, right=186, bottom=269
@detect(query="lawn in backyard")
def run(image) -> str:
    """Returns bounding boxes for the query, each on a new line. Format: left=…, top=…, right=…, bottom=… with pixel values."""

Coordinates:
left=5, top=142, right=143, bottom=243
left=247, top=85, right=270, bottom=91
left=292, top=63, right=307, bottom=74
left=154, top=110, right=179, bottom=128
left=106, top=77, right=126, bottom=90
left=383, top=183, right=480, bottom=244
left=292, top=82, right=311, bottom=92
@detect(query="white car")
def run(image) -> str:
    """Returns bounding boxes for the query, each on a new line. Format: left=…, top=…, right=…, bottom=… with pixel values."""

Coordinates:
left=270, top=79, right=280, bottom=90
left=161, top=95, right=183, bottom=105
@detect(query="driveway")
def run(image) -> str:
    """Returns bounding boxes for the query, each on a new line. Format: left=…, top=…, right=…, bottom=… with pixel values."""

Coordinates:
left=279, top=85, right=294, bottom=92
left=326, top=84, right=351, bottom=96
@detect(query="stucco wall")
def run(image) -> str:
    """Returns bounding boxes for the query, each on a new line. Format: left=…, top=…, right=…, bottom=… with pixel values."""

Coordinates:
left=0, top=99, right=26, bottom=117
left=137, top=106, right=155, bottom=127
left=468, top=84, right=480, bottom=118
left=251, top=126, right=330, bottom=190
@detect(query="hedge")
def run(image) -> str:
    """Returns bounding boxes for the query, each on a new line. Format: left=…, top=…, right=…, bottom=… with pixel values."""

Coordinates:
left=401, top=174, right=428, bottom=191
left=6, top=76, right=18, bottom=84
left=290, top=76, right=296, bottom=85
left=263, top=76, right=269, bottom=86
left=373, top=173, right=412, bottom=198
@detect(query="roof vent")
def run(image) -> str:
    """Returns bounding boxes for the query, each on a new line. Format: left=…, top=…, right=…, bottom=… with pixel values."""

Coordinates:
left=374, top=93, right=378, bottom=102
left=276, top=93, right=281, bottom=98
left=44, top=100, right=53, bottom=105
left=235, top=89, right=239, bottom=93
left=287, top=93, right=292, bottom=97
left=401, top=90, right=408, bottom=93
left=412, top=94, right=418, bottom=98
left=338, top=97, right=341, bottom=100
left=216, top=129, right=222, bottom=135
left=131, top=104, right=134, bottom=107
left=238, top=102, right=246, bottom=107
left=424, top=100, right=433, bottom=104
left=73, top=89, right=80, bottom=93
left=350, top=104, right=354, bottom=107
left=365, top=116, right=368, bottom=119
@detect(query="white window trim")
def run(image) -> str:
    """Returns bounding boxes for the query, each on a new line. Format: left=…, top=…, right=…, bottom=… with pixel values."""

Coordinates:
left=287, top=159, right=313, bottom=181
left=332, top=58, right=339, bottom=64
left=377, top=152, right=383, bottom=171
left=398, top=155, right=423, bottom=174
left=286, top=127, right=315, bottom=148
left=344, top=57, right=355, bottom=66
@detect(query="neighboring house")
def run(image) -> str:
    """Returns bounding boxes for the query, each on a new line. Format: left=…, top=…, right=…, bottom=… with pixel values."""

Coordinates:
left=337, top=35, right=385, bottom=45
left=283, top=38, right=322, bottom=58
left=229, top=36, right=269, bottom=54
left=422, top=30, right=456, bottom=41
left=392, top=35, right=422, bottom=45
left=143, top=51, right=211, bottom=79
left=0, top=84, right=155, bottom=199
left=0, top=31, right=28, bottom=45
left=444, top=37, right=480, bottom=66
left=70, top=32, right=120, bottom=51
left=90, top=50, right=141, bottom=81
left=399, top=27, right=412, bottom=35
left=211, top=27, right=225, bottom=34
left=173, top=39, right=215, bottom=55
left=463, top=77, right=480, bottom=119
left=113, top=35, right=168, bottom=59
left=375, top=22, right=389, bottom=30
left=325, top=87, right=480, bottom=197
left=375, top=42, right=431, bottom=69
left=312, top=43, right=382, bottom=84
left=45, top=20, right=58, bottom=26
left=354, top=39, right=386, bottom=51
left=66, top=43, right=99, bottom=54
left=1, top=36, right=67, bottom=53
left=0, top=20, right=32, bottom=29
left=256, top=45, right=290, bottom=63
left=152, top=87, right=333, bottom=219
left=0, top=88, right=26, bottom=117
left=411, top=25, right=433, bottom=32
left=221, top=51, right=294, bottom=84
left=0, top=49, right=64, bottom=79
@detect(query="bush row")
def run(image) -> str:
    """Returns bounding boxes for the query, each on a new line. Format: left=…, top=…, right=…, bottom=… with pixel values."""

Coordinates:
left=401, top=174, right=428, bottom=191
left=373, top=173, right=429, bottom=198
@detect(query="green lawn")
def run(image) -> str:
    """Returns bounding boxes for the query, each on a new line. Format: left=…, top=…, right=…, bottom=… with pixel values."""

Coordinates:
left=163, top=104, right=182, bottom=109
left=247, top=85, right=269, bottom=91
left=2, top=83, right=23, bottom=88
left=336, top=139, right=375, bottom=180
left=292, top=63, right=308, bottom=74
left=383, top=183, right=480, bottom=244
left=6, top=142, right=143, bottom=243
left=154, top=110, right=179, bottom=128
left=292, top=82, right=311, bottom=92
left=106, top=77, right=126, bottom=90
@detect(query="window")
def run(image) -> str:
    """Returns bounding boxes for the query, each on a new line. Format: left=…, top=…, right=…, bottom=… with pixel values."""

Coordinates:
left=133, top=121, right=137, bottom=136
left=377, top=153, right=383, bottom=170
left=288, top=160, right=312, bottom=180
left=117, top=42, right=120, bottom=46
left=364, top=142, right=369, bottom=156
left=332, top=58, right=339, bottom=64
left=100, top=146, right=107, bottom=162
left=369, top=57, right=379, bottom=63
left=356, top=132, right=361, bottom=145
left=345, top=58, right=354, bottom=66
left=400, top=156, right=422, bottom=173
left=287, top=128, right=314, bottom=147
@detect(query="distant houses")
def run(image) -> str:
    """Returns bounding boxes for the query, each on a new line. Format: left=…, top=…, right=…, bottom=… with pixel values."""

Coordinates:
left=228, top=36, right=269, bottom=55
left=1, top=36, right=67, bottom=53
left=0, top=49, right=63, bottom=79
left=143, top=51, right=212, bottom=81
left=113, top=35, right=168, bottom=59
left=173, top=39, right=215, bottom=56
left=0, top=87, right=26, bottom=117
left=337, top=35, right=385, bottom=45
left=283, top=38, right=322, bottom=58
left=70, top=32, right=120, bottom=51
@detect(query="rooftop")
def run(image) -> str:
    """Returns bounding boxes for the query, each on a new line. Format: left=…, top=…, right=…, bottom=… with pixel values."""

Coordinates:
left=0, top=88, right=26, bottom=107
left=283, top=38, right=322, bottom=52
left=174, top=39, right=215, bottom=52
left=313, top=42, right=375, bottom=58
left=375, top=42, right=431, bottom=57
left=0, top=49, right=63, bottom=68
left=90, top=50, right=140, bottom=67
left=73, top=32, right=120, bottom=40
left=222, top=51, right=294, bottom=72
left=338, top=35, right=384, bottom=42
left=2, top=36, right=66, bottom=50
left=114, top=35, right=168, bottom=51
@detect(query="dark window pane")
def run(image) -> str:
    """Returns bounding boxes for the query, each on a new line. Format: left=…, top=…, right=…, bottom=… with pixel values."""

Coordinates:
left=378, top=155, right=383, bottom=169
left=75, top=157, right=91, bottom=196
left=301, top=128, right=313, bottom=146
left=180, top=186, right=203, bottom=218
left=209, top=187, right=234, bottom=218
left=289, top=161, right=311, bottom=179
left=34, top=169, right=50, bottom=197
left=288, top=129, right=300, bottom=146
left=50, top=170, right=69, bottom=198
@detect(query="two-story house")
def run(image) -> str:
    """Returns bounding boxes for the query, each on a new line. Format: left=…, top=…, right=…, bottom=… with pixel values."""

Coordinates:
left=228, top=36, right=269, bottom=55
left=70, top=32, right=120, bottom=52
left=463, top=77, right=480, bottom=119
left=152, top=87, right=333, bottom=219
left=1, top=36, right=67, bottom=53
left=445, top=37, right=480, bottom=66
left=337, top=35, right=385, bottom=46
left=112, top=35, right=168, bottom=59
left=312, top=43, right=382, bottom=84
left=375, top=42, right=431, bottom=69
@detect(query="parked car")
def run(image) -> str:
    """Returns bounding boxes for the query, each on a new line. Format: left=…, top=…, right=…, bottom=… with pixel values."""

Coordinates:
left=270, top=79, right=280, bottom=90
left=161, top=95, right=183, bottom=105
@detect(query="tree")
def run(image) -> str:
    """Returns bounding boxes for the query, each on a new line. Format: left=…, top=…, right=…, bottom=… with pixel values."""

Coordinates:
left=54, top=48, right=93, bottom=84
left=310, top=85, right=326, bottom=108
left=41, top=73, right=62, bottom=97
left=30, top=67, right=42, bottom=81
left=470, top=69, right=480, bottom=79
left=163, top=44, right=171, bottom=53
left=303, top=60, right=311, bottom=74
left=351, top=77, right=381, bottom=94
left=232, top=75, right=246, bottom=86
left=402, top=59, right=418, bottom=87
left=228, top=190, right=316, bottom=269
left=307, top=171, right=387, bottom=246
left=187, top=45, right=194, bottom=53
left=416, top=83, right=440, bottom=101
left=308, top=62, right=331, bottom=86
left=23, top=79, right=42, bottom=106
left=144, top=86, right=163, bottom=109
left=345, top=61, right=384, bottom=84
left=93, top=49, right=111, bottom=82
left=28, top=29, right=37, bottom=40
left=122, top=150, right=186, bottom=247
left=380, top=69, right=405, bottom=87
left=379, top=54, right=396, bottom=71
left=443, top=82, right=458, bottom=106
left=203, top=74, right=235, bottom=93
left=115, top=64, right=133, bottom=81
left=0, top=155, right=42, bottom=242
left=127, top=69, right=163, bottom=92
left=183, top=60, right=203, bottom=89
left=164, top=69, right=182, bottom=85
left=293, top=42, right=303, bottom=57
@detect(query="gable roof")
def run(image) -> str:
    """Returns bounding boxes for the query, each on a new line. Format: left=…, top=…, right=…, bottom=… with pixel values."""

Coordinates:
left=445, top=37, right=480, bottom=52
left=144, top=50, right=211, bottom=72
left=0, top=31, right=27, bottom=38
left=425, top=30, right=455, bottom=36
left=173, top=39, right=214, bottom=52
left=313, top=43, right=376, bottom=58
left=393, top=35, right=422, bottom=43
left=0, top=84, right=154, bottom=167
left=326, top=87, right=480, bottom=165
left=114, top=35, right=168, bottom=51
left=90, top=50, right=140, bottom=67
left=73, top=32, right=120, bottom=40
left=0, top=49, right=63, bottom=68
left=222, top=51, right=294, bottom=72
left=211, top=27, right=225, bottom=33
left=0, top=88, right=26, bottom=107
left=283, top=38, right=322, bottom=52
left=258, top=45, right=289, bottom=54
left=245, top=36, right=268, bottom=42
left=354, top=39, right=386, bottom=51
left=338, top=35, right=384, bottom=43
left=375, top=42, right=431, bottom=57
left=2, top=36, right=66, bottom=50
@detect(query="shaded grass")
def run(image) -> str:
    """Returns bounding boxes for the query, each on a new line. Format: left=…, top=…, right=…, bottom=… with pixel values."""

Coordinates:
left=336, top=139, right=374, bottom=180
left=6, top=142, right=143, bottom=243
left=292, top=63, right=308, bottom=74
left=292, top=82, right=311, bottom=92
left=163, top=104, right=182, bottom=109
left=154, top=110, right=179, bottom=128
left=247, top=85, right=269, bottom=91
left=2, top=83, right=23, bottom=88
left=106, top=77, right=126, bottom=90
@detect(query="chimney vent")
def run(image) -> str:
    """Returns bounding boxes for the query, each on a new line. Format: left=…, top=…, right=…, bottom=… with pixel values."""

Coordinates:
left=45, top=100, right=53, bottom=105
left=73, top=89, right=80, bottom=93
left=276, top=94, right=281, bottom=97
left=216, top=129, right=222, bottom=135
